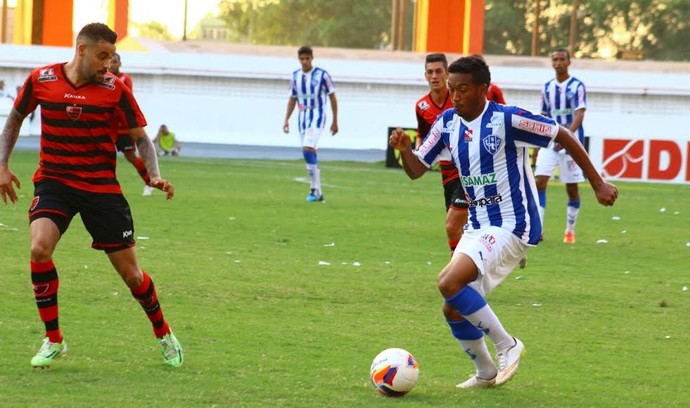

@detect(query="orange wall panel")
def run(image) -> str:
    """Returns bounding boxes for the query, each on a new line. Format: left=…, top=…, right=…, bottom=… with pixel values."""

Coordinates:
left=108, top=0, right=129, bottom=40
left=414, top=0, right=484, bottom=55
left=41, top=0, right=73, bottom=46
left=467, top=0, right=485, bottom=54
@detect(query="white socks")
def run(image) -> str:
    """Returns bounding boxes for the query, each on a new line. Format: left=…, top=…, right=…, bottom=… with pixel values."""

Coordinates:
left=464, top=304, right=514, bottom=353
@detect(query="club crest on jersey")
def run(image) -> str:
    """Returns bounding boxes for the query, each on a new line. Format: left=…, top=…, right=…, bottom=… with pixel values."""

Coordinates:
left=66, top=105, right=82, bottom=121
left=38, top=68, right=57, bottom=82
left=463, top=129, right=473, bottom=142
left=483, top=135, right=502, bottom=155
left=98, top=75, right=116, bottom=90
left=418, top=100, right=430, bottom=111
left=30, top=196, right=40, bottom=211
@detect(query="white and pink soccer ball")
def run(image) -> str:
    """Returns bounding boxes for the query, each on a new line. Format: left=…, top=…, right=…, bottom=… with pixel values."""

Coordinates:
left=370, top=348, right=419, bottom=397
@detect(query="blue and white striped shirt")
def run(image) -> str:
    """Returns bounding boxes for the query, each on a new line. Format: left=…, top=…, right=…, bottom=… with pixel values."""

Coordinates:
left=416, top=102, right=558, bottom=245
left=541, top=76, right=586, bottom=144
left=288, top=67, right=336, bottom=133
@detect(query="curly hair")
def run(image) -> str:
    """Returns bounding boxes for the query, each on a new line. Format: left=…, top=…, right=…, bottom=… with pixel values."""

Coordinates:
left=76, top=23, right=118, bottom=44
left=448, top=55, right=491, bottom=86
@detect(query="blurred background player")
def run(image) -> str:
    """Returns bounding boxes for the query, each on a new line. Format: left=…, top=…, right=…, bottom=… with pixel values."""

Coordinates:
left=390, top=55, right=616, bottom=389
left=0, top=80, right=13, bottom=99
left=415, top=53, right=468, bottom=256
left=534, top=48, right=587, bottom=243
left=110, top=52, right=153, bottom=196
left=283, top=45, right=338, bottom=202
left=0, top=22, right=182, bottom=369
left=153, top=124, right=182, bottom=156
left=487, top=81, right=506, bottom=104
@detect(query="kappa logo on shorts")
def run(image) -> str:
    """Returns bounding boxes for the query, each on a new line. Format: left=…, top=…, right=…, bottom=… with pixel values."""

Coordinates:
left=478, top=233, right=496, bottom=252
left=123, top=230, right=133, bottom=238
left=66, top=106, right=82, bottom=121
left=30, top=196, right=40, bottom=211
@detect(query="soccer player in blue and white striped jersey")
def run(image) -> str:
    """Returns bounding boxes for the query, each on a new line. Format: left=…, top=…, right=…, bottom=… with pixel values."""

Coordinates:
left=390, top=56, right=617, bottom=389
left=534, top=48, right=587, bottom=243
left=283, top=46, right=338, bottom=202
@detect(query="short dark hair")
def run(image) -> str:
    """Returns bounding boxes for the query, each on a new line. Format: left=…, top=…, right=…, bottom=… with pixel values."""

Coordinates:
left=553, top=48, right=571, bottom=60
left=448, top=55, right=491, bottom=86
left=76, top=23, right=118, bottom=44
left=298, top=45, right=313, bottom=56
left=425, top=53, right=448, bottom=69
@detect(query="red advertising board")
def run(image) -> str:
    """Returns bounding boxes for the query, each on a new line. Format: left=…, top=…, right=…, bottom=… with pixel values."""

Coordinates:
left=601, top=139, right=690, bottom=183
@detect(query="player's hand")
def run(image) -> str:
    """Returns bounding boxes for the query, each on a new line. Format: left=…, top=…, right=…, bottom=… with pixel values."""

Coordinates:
left=150, top=178, right=174, bottom=200
left=282, top=121, right=289, bottom=134
left=0, top=166, right=20, bottom=204
left=594, top=181, right=617, bottom=206
left=330, top=122, right=339, bottom=136
left=389, top=128, right=411, bottom=152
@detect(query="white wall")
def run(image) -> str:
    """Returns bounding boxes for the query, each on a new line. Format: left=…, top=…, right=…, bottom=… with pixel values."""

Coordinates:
left=2, top=44, right=690, bottom=183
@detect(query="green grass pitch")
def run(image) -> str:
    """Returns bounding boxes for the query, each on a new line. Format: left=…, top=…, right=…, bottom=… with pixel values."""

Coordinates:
left=0, top=150, right=688, bottom=407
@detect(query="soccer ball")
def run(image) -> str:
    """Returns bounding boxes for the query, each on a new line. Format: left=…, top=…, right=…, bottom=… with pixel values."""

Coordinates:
left=370, top=348, right=419, bottom=397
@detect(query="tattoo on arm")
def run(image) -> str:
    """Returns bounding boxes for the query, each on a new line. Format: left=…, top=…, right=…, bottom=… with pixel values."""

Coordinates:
left=136, top=136, right=161, bottom=180
left=0, top=110, right=25, bottom=166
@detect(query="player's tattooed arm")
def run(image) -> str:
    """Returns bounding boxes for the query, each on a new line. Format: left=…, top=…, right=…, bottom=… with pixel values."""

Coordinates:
left=0, top=109, right=24, bottom=166
left=136, top=137, right=160, bottom=180
left=131, top=127, right=161, bottom=180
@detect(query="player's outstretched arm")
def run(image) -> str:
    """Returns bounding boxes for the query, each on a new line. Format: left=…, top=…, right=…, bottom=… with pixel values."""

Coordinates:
left=555, top=126, right=617, bottom=206
left=131, top=127, right=175, bottom=200
left=283, top=98, right=297, bottom=133
left=329, top=93, right=338, bottom=136
left=389, top=127, right=428, bottom=180
left=0, top=109, right=25, bottom=204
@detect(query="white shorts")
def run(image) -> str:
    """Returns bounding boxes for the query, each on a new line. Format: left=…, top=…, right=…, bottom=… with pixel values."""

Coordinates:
left=300, top=127, right=324, bottom=149
left=535, top=147, right=585, bottom=183
left=453, top=226, right=528, bottom=297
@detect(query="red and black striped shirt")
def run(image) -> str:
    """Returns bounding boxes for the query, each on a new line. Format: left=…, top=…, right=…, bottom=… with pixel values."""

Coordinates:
left=415, top=91, right=458, bottom=185
left=115, top=72, right=133, bottom=135
left=14, top=63, right=147, bottom=194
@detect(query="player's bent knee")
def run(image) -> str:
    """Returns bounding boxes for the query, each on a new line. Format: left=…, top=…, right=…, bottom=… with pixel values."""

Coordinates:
left=442, top=302, right=464, bottom=320
left=438, top=266, right=464, bottom=298
left=437, top=255, right=479, bottom=298
left=120, top=269, right=144, bottom=289
left=30, top=243, right=53, bottom=262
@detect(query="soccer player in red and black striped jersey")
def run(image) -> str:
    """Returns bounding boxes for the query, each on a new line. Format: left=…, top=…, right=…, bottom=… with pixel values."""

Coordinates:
left=0, top=23, right=183, bottom=369
left=414, top=53, right=468, bottom=257
left=109, top=52, right=153, bottom=196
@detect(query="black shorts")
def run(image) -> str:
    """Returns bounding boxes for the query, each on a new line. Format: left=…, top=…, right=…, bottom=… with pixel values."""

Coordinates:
left=443, top=178, right=469, bottom=212
left=115, top=133, right=135, bottom=152
left=29, top=180, right=135, bottom=253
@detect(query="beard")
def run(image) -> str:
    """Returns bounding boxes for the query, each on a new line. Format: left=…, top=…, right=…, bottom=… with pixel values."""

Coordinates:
left=87, top=69, right=107, bottom=83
